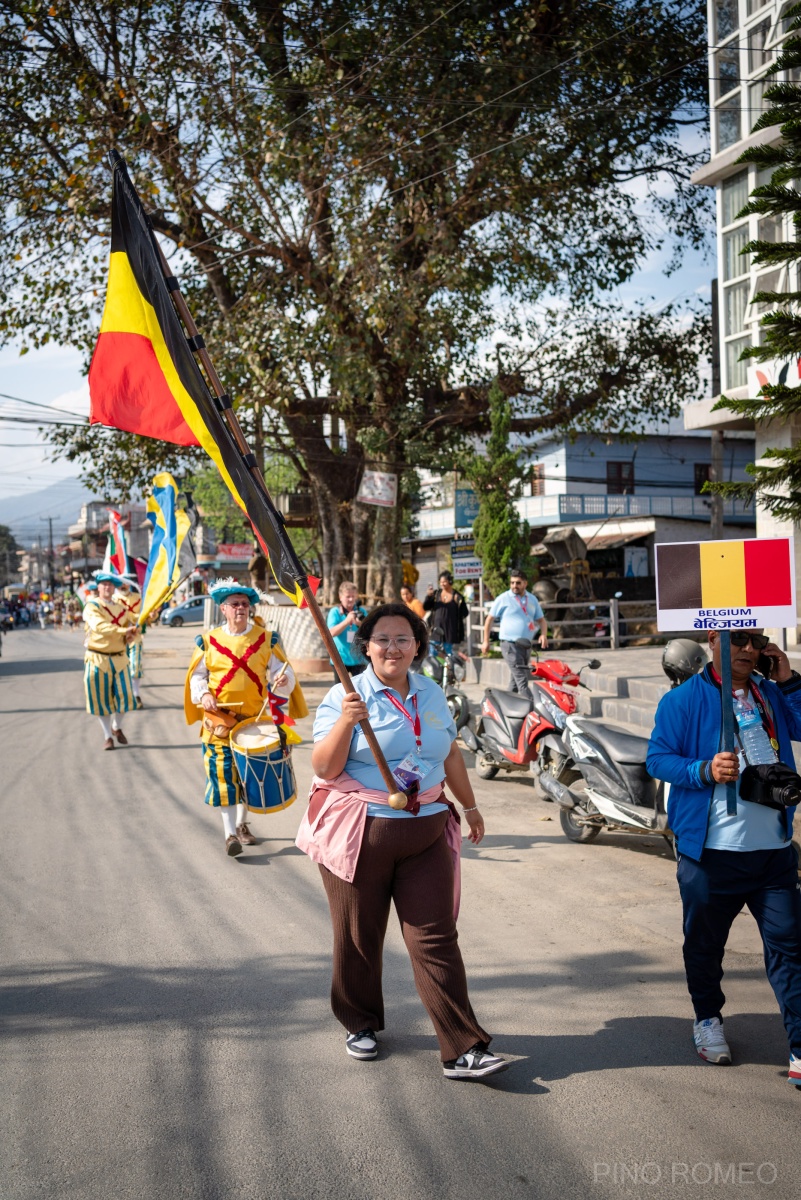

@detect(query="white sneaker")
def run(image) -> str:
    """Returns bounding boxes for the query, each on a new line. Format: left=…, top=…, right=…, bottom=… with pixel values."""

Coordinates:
left=693, top=1017, right=731, bottom=1064
left=788, top=1054, right=801, bottom=1088
left=346, top=1030, right=378, bottom=1059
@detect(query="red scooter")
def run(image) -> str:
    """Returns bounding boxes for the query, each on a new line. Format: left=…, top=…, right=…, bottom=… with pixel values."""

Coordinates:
left=460, top=642, right=600, bottom=797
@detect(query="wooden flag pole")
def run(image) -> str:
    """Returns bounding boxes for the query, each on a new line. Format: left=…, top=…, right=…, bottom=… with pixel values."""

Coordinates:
left=719, top=629, right=738, bottom=816
left=150, top=240, right=407, bottom=806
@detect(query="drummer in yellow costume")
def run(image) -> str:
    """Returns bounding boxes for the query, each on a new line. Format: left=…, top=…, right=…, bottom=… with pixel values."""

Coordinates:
left=83, top=571, right=137, bottom=750
left=114, top=579, right=145, bottom=709
left=185, top=579, right=308, bottom=857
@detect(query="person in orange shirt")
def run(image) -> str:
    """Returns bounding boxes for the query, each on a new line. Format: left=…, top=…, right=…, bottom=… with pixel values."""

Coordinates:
left=400, top=583, right=425, bottom=619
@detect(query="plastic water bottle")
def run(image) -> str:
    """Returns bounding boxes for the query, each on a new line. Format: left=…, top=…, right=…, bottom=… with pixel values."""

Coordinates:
left=733, top=690, right=776, bottom=765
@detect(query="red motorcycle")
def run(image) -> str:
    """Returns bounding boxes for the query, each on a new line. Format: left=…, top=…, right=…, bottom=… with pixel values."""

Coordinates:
left=460, top=642, right=600, bottom=797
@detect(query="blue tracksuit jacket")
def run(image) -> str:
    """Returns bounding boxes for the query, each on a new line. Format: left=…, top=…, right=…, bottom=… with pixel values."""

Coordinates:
left=646, top=664, right=801, bottom=860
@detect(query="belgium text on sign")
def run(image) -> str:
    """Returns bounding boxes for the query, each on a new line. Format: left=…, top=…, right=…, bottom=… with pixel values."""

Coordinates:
left=655, top=537, right=796, bottom=632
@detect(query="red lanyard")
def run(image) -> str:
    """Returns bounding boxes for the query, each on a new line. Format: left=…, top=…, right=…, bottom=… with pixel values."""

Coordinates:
left=710, top=667, right=777, bottom=744
left=383, top=691, right=422, bottom=751
left=514, top=592, right=534, bottom=627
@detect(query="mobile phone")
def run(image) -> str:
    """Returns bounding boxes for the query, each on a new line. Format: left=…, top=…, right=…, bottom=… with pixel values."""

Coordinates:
left=757, top=652, right=774, bottom=679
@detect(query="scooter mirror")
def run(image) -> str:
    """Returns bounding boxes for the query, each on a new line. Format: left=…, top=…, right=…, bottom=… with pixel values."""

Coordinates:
left=431, top=626, right=445, bottom=640
left=588, top=659, right=601, bottom=669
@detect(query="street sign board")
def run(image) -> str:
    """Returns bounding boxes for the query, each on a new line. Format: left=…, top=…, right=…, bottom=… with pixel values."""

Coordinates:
left=452, top=556, right=483, bottom=579
left=451, top=536, right=475, bottom=556
left=356, top=470, right=397, bottom=508
left=455, top=486, right=480, bottom=527
left=655, top=537, right=796, bottom=632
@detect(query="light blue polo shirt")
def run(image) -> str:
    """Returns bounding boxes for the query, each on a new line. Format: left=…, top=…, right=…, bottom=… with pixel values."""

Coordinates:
left=314, top=666, right=456, bottom=817
left=489, top=589, right=544, bottom=641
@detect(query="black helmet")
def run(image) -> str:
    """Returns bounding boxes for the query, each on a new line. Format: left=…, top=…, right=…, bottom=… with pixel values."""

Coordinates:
left=662, top=638, right=708, bottom=688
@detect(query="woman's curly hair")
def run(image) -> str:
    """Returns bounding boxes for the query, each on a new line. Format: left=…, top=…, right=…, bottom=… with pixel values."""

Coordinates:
left=352, top=602, right=429, bottom=662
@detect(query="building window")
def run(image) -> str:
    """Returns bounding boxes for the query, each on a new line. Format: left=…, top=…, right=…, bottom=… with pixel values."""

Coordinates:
left=717, top=97, right=741, bottom=150
left=607, top=462, right=635, bottom=495
left=715, top=0, right=739, bottom=41
left=758, top=213, right=783, bottom=242
left=752, top=267, right=783, bottom=314
left=747, top=0, right=769, bottom=13
left=748, top=20, right=771, bottom=73
left=723, top=225, right=750, bottom=279
left=531, top=463, right=545, bottom=496
left=724, top=280, right=749, bottom=335
left=717, top=45, right=740, bottom=97
left=694, top=464, right=711, bottom=495
left=722, top=171, right=749, bottom=225
left=748, top=76, right=771, bottom=128
left=725, top=336, right=751, bottom=388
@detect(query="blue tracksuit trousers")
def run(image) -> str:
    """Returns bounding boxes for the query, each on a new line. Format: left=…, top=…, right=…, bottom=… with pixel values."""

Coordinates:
left=677, top=846, right=801, bottom=1056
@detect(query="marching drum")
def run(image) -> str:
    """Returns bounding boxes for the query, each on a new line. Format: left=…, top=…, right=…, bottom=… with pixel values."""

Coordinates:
left=230, top=719, right=297, bottom=814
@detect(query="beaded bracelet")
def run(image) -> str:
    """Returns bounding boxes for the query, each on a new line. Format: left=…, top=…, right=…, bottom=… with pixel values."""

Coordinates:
left=462, top=806, right=478, bottom=813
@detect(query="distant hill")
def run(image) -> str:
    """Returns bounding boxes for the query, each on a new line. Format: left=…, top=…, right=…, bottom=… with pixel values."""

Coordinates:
left=0, top=478, right=102, bottom=546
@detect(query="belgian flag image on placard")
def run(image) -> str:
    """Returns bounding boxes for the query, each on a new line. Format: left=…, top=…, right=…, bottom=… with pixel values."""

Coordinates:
left=655, top=537, right=797, bottom=633
left=88, top=151, right=304, bottom=604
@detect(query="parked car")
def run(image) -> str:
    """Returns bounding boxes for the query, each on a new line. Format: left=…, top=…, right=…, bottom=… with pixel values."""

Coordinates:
left=160, top=595, right=206, bottom=627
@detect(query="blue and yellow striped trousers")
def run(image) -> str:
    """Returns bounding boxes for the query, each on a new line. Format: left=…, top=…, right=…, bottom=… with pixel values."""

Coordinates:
left=84, top=651, right=134, bottom=716
left=202, top=740, right=243, bottom=808
left=127, top=640, right=143, bottom=679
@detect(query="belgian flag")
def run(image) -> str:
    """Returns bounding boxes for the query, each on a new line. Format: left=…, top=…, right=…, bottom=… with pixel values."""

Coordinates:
left=88, top=151, right=305, bottom=604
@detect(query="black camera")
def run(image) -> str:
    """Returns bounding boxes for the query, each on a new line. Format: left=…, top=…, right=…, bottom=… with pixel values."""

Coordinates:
left=740, top=762, right=801, bottom=811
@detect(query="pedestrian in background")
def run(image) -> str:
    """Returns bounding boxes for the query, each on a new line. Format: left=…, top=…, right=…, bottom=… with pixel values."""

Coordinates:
left=327, top=580, right=368, bottom=681
left=647, top=629, right=801, bottom=1086
left=400, top=583, right=425, bottom=619
left=423, top=571, right=467, bottom=653
left=481, top=567, right=547, bottom=694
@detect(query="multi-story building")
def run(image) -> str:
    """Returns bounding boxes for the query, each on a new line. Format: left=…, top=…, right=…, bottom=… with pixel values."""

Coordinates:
left=686, top=0, right=800, bottom=638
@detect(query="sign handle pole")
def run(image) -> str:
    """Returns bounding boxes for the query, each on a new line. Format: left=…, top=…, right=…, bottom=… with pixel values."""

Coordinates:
left=719, top=630, right=737, bottom=816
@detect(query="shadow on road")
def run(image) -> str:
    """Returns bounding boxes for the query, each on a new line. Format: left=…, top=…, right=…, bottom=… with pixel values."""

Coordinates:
left=0, top=658, right=85, bottom=675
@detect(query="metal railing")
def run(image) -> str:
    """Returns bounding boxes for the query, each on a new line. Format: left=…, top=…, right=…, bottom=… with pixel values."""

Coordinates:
left=465, top=598, right=667, bottom=652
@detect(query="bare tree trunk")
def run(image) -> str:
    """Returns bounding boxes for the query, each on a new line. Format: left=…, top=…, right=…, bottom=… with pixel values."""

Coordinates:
left=709, top=429, right=724, bottom=540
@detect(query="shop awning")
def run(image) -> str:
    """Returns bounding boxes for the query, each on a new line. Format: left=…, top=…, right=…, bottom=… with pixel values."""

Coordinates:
left=584, top=530, right=648, bottom=551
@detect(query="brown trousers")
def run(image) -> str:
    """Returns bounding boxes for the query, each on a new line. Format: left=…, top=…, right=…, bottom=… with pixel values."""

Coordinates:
left=319, top=811, right=490, bottom=1062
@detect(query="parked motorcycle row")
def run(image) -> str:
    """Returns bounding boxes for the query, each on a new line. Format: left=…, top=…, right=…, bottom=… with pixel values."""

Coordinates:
left=460, top=636, right=709, bottom=857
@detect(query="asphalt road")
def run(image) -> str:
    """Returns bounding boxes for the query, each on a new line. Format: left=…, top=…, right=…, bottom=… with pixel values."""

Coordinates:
left=1, top=625, right=798, bottom=1200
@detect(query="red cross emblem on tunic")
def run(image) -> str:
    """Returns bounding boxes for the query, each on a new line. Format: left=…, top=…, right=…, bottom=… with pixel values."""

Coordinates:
left=209, top=632, right=266, bottom=696
left=100, top=603, right=124, bottom=626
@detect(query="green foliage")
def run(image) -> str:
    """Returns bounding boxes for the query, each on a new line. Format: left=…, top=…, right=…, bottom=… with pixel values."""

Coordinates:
left=460, top=381, right=531, bottom=596
left=187, top=464, right=251, bottom=542
left=0, top=523, right=20, bottom=586
left=709, top=2, right=801, bottom=520
left=1, top=0, right=712, bottom=589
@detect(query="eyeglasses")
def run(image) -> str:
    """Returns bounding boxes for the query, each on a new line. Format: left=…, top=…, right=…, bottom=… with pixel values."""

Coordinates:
left=730, top=632, right=770, bottom=650
left=224, top=601, right=251, bottom=610
left=369, top=635, right=415, bottom=651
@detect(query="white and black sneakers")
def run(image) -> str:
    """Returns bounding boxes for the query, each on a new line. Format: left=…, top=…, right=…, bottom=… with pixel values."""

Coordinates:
left=443, top=1045, right=509, bottom=1080
left=346, top=1030, right=378, bottom=1059
left=693, top=1017, right=732, bottom=1064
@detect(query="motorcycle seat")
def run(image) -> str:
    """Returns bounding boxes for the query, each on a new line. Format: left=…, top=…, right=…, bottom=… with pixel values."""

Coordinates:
left=483, top=687, right=532, bottom=718
left=570, top=718, right=650, bottom=764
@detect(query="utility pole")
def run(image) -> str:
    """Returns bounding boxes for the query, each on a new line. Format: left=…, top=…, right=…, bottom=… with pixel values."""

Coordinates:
left=709, top=430, right=724, bottom=541
left=41, top=517, right=55, bottom=590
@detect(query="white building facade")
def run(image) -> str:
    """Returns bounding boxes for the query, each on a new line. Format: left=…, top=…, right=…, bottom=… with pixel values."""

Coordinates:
left=686, top=0, right=801, bottom=639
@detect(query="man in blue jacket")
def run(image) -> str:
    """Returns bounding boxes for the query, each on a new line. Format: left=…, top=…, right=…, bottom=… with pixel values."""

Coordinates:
left=647, top=629, right=801, bottom=1087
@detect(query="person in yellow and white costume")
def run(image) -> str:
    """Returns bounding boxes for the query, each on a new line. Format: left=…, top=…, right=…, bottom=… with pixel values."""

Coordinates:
left=114, top=579, right=146, bottom=709
left=83, top=572, right=137, bottom=750
left=184, top=579, right=308, bottom=857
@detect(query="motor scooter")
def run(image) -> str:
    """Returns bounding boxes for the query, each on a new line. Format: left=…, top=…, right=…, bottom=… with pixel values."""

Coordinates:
left=540, top=638, right=708, bottom=855
left=413, top=624, right=472, bottom=729
left=460, top=640, right=601, bottom=794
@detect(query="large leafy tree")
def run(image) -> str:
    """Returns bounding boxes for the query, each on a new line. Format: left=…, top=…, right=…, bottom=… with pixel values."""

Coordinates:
left=709, top=2, right=801, bottom=520
left=1, top=0, right=711, bottom=602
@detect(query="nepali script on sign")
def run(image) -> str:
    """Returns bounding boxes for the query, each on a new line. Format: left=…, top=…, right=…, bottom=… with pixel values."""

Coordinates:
left=655, top=537, right=796, bottom=633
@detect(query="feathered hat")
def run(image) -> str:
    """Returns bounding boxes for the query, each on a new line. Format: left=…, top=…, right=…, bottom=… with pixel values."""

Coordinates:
left=208, top=576, right=266, bottom=607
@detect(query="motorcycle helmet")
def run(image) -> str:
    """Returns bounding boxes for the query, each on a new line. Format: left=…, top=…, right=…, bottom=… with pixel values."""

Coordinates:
left=662, top=638, right=708, bottom=688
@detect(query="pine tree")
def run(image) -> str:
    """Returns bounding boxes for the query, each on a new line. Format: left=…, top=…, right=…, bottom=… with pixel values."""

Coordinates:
left=460, top=382, right=530, bottom=597
left=712, top=1, right=801, bottom=519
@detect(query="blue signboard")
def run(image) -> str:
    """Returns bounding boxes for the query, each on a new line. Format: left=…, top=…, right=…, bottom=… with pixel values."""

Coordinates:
left=455, top=487, right=480, bottom=528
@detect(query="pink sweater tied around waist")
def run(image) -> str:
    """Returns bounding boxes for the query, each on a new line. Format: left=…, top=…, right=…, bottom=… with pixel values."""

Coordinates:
left=295, top=771, right=463, bottom=918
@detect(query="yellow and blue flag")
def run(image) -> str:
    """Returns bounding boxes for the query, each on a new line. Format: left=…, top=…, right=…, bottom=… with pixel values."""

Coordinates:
left=140, top=472, right=196, bottom=625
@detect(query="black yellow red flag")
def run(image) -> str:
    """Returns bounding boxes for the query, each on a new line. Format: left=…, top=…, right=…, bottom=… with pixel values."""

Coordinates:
left=88, top=151, right=305, bottom=604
